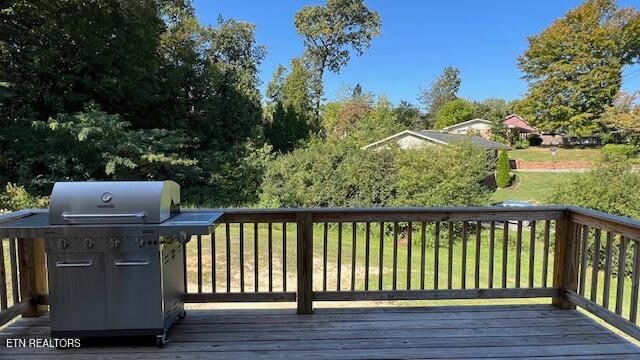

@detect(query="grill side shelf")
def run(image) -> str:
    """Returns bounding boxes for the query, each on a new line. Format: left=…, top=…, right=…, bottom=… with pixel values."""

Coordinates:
left=0, top=210, right=50, bottom=238
left=157, top=212, right=223, bottom=236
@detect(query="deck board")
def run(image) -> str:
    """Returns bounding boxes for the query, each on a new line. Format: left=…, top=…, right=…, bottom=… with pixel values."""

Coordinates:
left=0, top=304, right=638, bottom=359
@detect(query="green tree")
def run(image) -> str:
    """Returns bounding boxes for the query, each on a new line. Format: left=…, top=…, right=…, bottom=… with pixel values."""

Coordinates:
left=433, top=99, right=476, bottom=129
left=518, top=0, right=640, bottom=136
left=419, top=66, right=461, bottom=117
left=473, top=98, right=513, bottom=123
left=496, top=150, right=511, bottom=188
left=294, top=0, right=381, bottom=122
left=602, top=91, right=640, bottom=144
left=265, top=59, right=314, bottom=152
left=1, top=0, right=164, bottom=128
left=394, top=100, right=425, bottom=128
left=29, top=104, right=200, bottom=189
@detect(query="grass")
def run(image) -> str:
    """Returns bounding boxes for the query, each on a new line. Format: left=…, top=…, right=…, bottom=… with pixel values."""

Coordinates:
left=491, top=171, right=580, bottom=204
left=508, top=147, right=601, bottom=162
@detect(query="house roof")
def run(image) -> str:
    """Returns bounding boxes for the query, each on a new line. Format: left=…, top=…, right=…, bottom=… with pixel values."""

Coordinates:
left=503, top=114, right=537, bottom=133
left=441, top=118, right=492, bottom=132
left=362, top=130, right=509, bottom=151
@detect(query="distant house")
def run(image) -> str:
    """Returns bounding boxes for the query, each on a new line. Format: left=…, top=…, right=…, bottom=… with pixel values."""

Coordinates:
left=441, top=118, right=492, bottom=137
left=362, top=129, right=508, bottom=158
left=503, top=114, right=538, bottom=141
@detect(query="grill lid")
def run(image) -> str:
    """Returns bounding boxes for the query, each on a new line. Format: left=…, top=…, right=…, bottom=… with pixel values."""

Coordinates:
left=49, top=181, right=180, bottom=225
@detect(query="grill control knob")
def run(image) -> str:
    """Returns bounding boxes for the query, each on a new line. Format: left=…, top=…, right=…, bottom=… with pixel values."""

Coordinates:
left=58, top=238, right=70, bottom=250
left=84, top=237, right=95, bottom=249
left=109, top=237, right=120, bottom=248
left=177, top=231, right=191, bottom=245
left=135, top=237, right=145, bottom=248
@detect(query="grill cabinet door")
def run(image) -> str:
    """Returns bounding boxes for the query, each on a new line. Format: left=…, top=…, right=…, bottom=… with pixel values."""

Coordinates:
left=105, top=252, right=163, bottom=330
left=47, top=252, right=108, bottom=331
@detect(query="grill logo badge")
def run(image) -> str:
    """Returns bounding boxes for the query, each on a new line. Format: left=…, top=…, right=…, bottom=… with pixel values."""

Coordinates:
left=97, top=192, right=114, bottom=208
left=101, top=192, right=113, bottom=202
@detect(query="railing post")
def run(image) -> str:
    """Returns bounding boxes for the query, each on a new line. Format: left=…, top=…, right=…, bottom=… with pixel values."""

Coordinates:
left=17, top=237, right=48, bottom=317
left=296, top=212, right=313, bottom=314
left=552, top=213, right=578, bottom=309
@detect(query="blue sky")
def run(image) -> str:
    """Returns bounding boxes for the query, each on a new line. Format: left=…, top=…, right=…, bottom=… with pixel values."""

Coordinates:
left=193, top=0, right=640, bottom=105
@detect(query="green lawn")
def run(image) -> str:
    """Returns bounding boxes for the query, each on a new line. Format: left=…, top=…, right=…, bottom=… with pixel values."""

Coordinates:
left=492, top=171, right=580, bottom=204
left=509, top=147, right=601, bottom=162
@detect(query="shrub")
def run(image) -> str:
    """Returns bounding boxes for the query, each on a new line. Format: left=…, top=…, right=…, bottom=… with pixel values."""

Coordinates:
left=393, top=142, right=492, bottom=207
left=552, top=161, right=640, bottom=219
left=496, top=150, right=511, bottom=188
left=0, top=183, right=48, bottom=213
left=259, top=140, right=398, bottom=208
left=260, top=140, right=492, bottom=208
left=601, top=144, right=638, bottom=160
left=514, top=139, right=529, bottom=149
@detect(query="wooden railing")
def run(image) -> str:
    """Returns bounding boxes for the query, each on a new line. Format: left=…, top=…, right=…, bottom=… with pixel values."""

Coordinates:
left=1, top=206, right=639, bottom=342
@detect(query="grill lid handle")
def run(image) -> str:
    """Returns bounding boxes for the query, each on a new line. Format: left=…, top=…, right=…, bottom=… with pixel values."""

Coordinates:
left=61, top=212, right=148, bottom=221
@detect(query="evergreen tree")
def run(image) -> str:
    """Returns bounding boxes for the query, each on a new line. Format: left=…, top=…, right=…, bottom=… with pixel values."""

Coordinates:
left=496, top=150, right=511, bottom=188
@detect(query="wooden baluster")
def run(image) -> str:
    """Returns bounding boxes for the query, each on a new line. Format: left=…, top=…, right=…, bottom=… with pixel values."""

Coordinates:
left=211, top=230, right=216, bottom=292
left=602, top=232, right=614, bottom=309
left=488, top=221, right=495, bottom=289
left=365, top=222, right=371, bottom=291
left=393, top=222, right=399, bottom=291
left=323, top=223, right=328, bottom=292
left=17, top=237, right=47, bottom=317
left=434, top=222, right=440, bottom=290
left=282, top=222, right=287, bottom=292
left=502, top=221, right=509, bottom=288
left=515, top=221, right=522, bottom=288
left=239, top=223, right=245, bottom=293
left=296, top=213, right=313, bottom=314
left=183, top=242, right=187, bottom=293
left=379, top=222, right=384, bottom=291
left=0, top=238, right=7, bottom=310
left=461, top=221, right=468, bottom=289
left=268, top=223, right=273, bottom=292
left=225, top=223, right=231, bottom=293
left=406, top=222, right=412, bottom=290
left=337, top=222, right=342, bottom=291
left=351, top=222, right=357, bottom=291
left=542, top=220, right=551, bottom=287
left=448, top=222, right=454, bottom=290
left=475, top=221, right=481, bottom=289
left=590, top=229, right=601, bottom=302
left=578, top=225, right=588, bottom=296
left=630, top=240, right=640, bottom=323
left=254, top=223, right=259, bottom=292
left=9, top=238, right=18, bottom=304
left=420, top=222, right=426, bottom=290
left=529, top=220, right=536, bottom=288
left=616, top=236, right=628, bottom=315
left=197, top=235, right=202, bottom=293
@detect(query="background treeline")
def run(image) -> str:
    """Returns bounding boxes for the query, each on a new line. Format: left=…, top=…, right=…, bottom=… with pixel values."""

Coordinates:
left=1, top=0, right=640, bottom=214
left=1, top=0, right=270, bottom=206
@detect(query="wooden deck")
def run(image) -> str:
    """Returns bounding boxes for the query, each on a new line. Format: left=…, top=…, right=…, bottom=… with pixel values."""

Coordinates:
left=1, top=304, right=639, bottom=359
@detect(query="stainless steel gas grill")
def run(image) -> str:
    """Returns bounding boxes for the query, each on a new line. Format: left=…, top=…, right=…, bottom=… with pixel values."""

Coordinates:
left=0, top=181, right=222, bottom=346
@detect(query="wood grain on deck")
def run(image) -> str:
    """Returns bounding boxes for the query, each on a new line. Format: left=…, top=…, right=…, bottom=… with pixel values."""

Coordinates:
left=1, top=304, right=639, bottom=359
